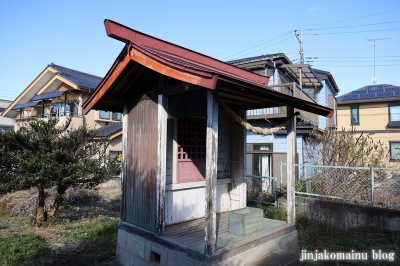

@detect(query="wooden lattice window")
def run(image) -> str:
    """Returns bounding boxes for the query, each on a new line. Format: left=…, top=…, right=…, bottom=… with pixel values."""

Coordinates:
left=177, top=117, right=206, bottom=183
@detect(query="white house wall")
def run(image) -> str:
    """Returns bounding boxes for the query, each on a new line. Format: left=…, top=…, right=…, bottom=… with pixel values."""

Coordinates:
left=246, top=131, right=274, bottom=144
left=317, top=80, right=335, bottom=130
left=273, top=135, right=303, bottom=165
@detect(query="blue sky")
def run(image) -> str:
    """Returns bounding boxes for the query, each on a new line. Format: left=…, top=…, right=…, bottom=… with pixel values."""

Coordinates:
left=0, top=0, right=399, bottom=101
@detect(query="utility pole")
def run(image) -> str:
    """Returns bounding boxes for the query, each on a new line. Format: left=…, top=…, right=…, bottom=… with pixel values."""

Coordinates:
left=366, top=38, right=391, bottom=83
left=295, top=28, right=304, bottom=64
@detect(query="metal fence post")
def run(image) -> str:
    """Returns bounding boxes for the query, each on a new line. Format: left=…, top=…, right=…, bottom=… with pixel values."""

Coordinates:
left=371, top=167, right=374, bottom=206
left=304, top=165, right=309, bottom=194
left=280, top=162, right=283, bottom=192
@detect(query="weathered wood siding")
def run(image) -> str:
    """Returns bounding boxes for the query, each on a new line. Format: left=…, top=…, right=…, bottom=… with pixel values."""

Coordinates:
left=125, top=96, right=158, bottom=233
left=217, top=107, right=230, bottom=179
left=205, top=90, right=218, bottom=255
left=230, top=109, right=246, bottom=210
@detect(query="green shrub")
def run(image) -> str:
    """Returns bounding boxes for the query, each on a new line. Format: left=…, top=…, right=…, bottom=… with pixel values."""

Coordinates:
left=263, top=206, right=287, bottom=221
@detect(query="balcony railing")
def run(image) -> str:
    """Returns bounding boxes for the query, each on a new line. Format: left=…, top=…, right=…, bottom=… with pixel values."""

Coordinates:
left=14, top=103, right=82, bottom=121
left=247, top=83, right=314, bottom=118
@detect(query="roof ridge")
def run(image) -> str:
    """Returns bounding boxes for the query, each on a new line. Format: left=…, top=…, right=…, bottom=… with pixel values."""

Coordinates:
left=226, top=53, right=286, bottom=64
left=49, top=63, right=103, bottom=79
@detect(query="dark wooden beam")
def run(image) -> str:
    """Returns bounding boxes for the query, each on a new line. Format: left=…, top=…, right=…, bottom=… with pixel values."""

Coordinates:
left=217, top=86, right=289, bottom=107
left=99, top=95, right=130, bottom=105
left=118, top=64, right=147, bottom=96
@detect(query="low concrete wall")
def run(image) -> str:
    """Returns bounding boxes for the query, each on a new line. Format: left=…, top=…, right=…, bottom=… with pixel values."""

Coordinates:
left=115, top=227, right=299, bottom=266
left=296, top=196, right=400, bottom=231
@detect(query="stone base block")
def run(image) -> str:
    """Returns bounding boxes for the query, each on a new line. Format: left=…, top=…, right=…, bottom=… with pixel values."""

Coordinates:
left=228, top=207, right=263, bottom=237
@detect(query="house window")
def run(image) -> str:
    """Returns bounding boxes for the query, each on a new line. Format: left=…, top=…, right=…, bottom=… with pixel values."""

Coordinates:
left=110, top=150, right=122, bottom=161
left=112, top=112, right=121, bottom=121
left=99, top=110, right=110, bottom=119
left=50, top=102, right=71, bottom=117
left=350, top=106, right=359, bottom=125
left=389, top=104, right=400, bottom=124
left=246, top=144, right=272, bottom=177
left=390, top=142, right=400, bottom=161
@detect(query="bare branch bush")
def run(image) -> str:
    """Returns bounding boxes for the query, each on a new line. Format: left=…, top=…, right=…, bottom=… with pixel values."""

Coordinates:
left=302, top=127, right=400, bottom=202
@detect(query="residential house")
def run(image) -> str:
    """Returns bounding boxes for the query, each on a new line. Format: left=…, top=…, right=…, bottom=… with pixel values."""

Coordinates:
left=228, top=54, right=339, bottom=177
left=336, top=84, right=400, bottom=161
left=1, top=63, right=122, bottom=156
left=82, top=20, right=333, bottom=266
left=0, top=99, right=15, bottom=131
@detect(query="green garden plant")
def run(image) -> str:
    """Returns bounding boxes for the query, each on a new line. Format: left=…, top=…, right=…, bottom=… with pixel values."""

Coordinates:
left=0, top=118, right=119, bottom=222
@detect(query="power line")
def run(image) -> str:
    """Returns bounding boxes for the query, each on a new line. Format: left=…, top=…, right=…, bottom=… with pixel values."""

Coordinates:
left=312, top=56, right=400, bottom=59
left=304, top=27, right=400, bottom=35
left=222, top=35, right=295, bottom=60
left=212, top=31, right=294, bottom=57
left=311, top=64, right=400, bottom=67
left=306, top=20, right=400, bottom=31
left=309, top=48, right=399, bottom=54
left=303, top=9, right=400, bottom=27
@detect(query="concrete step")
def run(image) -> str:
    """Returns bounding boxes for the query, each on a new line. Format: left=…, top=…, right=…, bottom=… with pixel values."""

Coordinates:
left=248, top=250, right=300, bottom=266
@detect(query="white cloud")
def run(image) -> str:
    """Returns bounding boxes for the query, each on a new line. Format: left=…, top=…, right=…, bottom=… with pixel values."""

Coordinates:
left=307, top=4, right=321, bottom=11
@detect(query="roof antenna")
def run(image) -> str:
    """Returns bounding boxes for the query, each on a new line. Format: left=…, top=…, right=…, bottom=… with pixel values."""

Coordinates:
left=366, top=38, right=391, bottom=84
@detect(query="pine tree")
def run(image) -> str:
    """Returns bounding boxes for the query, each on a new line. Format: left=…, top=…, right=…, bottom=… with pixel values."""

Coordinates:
left=0, top=118, right=119, bottom=222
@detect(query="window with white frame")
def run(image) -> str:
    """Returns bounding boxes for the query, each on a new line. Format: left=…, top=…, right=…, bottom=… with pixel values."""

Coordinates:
left=389, top=104, right=400, bottom=124
left=99, top=110, right=110, bottom=119
left=390, top=142, right=400, bottom=160
left=246, top=144, right=272, bottom=177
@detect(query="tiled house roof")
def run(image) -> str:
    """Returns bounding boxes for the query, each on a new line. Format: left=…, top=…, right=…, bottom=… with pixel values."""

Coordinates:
left=49, top=63, right=102, bottom=91
left=226, top=53, right=287, bottom=65
left=96, top=122, right=123, bottom=138
left=337, top=84, right=400, bottom=105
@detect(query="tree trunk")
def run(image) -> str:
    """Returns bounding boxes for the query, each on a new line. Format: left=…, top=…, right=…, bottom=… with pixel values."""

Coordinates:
left=49, top=184, right=67, bottom=217
left=36, top=183, right=47, bottom=222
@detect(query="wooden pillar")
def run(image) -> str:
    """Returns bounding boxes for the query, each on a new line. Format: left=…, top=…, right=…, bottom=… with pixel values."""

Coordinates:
left=205, top=91, right=218, bottom=255
left=239, top=109, right=247, bottom=209
left=121, top=104, right=128, bottom=222
left=286, top=105, right=296, bottom=225
left=156, top=95, right=167, bottom=236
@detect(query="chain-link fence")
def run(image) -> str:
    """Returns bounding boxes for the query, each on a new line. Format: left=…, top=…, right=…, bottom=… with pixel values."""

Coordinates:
left=246, top=175, right=276, bottom=205
left=281, top=163, right=400, bottom=209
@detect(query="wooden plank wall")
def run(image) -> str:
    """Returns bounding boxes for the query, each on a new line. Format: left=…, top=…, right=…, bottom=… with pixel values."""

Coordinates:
left=217, top=107, right=230, bottom=179
left=125, top=95, right=159, bottom=233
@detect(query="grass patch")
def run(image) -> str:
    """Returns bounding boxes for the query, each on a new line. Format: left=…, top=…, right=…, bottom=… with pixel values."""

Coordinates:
left=297, top=214, right=400, bottom=265
left=0, top=233, right=51, bottom=265
left=66, top=216, right=118, bottom=242
left=0, top=186, right=120, bottom=265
